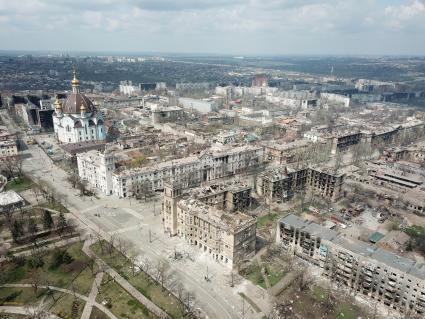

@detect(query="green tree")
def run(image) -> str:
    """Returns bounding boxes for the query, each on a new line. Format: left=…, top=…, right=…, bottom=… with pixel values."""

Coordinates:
left=50, top=249, right=73, bottom=269
left=27, top=218, right=38, bottom=236
left=43, top=210, right=54, bottom=230
left=57, top=212, right=67, bottom=236
left=11, top=220, right=24, bottom=243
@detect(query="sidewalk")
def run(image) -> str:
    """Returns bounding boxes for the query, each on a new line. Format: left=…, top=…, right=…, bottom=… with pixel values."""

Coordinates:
left=82, top=239, right=171, bottom=319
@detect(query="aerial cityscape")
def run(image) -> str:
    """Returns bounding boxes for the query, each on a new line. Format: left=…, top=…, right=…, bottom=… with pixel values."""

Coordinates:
left=1, top=1, right=425, bottom=319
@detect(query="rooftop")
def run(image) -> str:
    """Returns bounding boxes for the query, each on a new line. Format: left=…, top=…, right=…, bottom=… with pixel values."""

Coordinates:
left=0, top=190, right=24, bottom=207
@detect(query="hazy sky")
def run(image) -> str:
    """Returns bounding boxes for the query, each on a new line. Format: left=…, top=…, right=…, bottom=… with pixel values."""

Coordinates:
left=0, top=0, right=424, bottom=55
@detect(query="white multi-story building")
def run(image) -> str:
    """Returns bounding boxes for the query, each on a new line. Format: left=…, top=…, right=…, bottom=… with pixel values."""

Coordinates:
left=76, top=150, right=117, bottom=195
left=216, top=130, right=237, bottom=145
left=178, top=97, right=218, bottom=113
left=321, top=92, right=351, bottom=108
left=119, top=81, right=140, bottom=96
left=53, top=70, right=106, bottom=144
left=77, top=145, right=263, bottom=198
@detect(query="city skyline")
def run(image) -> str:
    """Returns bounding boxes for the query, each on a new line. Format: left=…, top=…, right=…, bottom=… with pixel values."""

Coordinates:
left=0, top=0, right=425, bottom=55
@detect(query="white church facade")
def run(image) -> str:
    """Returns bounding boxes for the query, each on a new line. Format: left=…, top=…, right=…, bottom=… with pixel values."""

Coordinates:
left=53, top=70, right=106, bottom=144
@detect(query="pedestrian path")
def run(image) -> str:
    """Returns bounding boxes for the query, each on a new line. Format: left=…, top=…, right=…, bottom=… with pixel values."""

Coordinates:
left=1, top=283, right=116, bottom=319
left=82, top=239, right=171, bottom=319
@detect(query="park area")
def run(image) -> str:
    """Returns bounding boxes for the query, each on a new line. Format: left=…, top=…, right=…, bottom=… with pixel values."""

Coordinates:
left=91, top=240, right=187, bottom=319
left=0, top=241, right=94, bottom=318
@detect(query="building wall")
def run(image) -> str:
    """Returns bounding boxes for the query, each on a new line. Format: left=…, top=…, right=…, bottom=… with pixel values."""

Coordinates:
left=77, top=151, right=116, bottom=195
left=54, top=112, right=106, bottom=144
left=0, top=142, right=18, bottom=158
left=111, top=146, right=263, bottom=198
left=277, top=217, right=425, bottom=315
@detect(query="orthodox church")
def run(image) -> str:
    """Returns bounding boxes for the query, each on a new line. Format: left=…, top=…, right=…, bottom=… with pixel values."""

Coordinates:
left=53, top=69, right=106, bottom=144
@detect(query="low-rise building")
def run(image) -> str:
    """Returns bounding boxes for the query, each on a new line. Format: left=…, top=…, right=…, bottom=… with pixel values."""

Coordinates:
left=0, top=190, right=25, bottom=212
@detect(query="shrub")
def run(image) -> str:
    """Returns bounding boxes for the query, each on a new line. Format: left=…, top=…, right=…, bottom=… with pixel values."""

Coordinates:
left=50, top=249, right=73, bottom=270
left=27, top=256, right=44, bottom=269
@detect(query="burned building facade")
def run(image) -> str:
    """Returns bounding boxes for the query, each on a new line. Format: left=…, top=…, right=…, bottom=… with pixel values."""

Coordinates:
left=277, top=215, right=425, bottom=316
left=162, top=181, right=256, bottom=267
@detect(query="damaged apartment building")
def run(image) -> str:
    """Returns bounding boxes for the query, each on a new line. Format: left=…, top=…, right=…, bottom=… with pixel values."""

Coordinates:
left=257, top=164, right=349, bottom=204
left=162, top=180, right=256, bottom=267
left=347, top=159, right=425, bottom=215
left=77, top=144, right=263, bottom=198
left=11, top=94, right=56, bottom=131
left=277, top=215, right=425, bottom=316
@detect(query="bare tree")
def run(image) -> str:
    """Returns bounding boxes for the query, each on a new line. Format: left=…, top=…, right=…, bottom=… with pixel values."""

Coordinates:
left=66, top=173, right=80, bottom=189
left=127, top=246, right=139, bottom=277
left=1, top=156, right=16, bottom=179
left=30, top=268, right=42, bottom=295
left=24, top=304, right=48, bottom=319
left=106, top=235, right=116, bottom=256
left=154, top=260, right=170, bottom=290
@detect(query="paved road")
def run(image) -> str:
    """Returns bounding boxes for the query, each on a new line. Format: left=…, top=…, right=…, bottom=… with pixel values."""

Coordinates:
left=21, top=143, right=271, bottom=319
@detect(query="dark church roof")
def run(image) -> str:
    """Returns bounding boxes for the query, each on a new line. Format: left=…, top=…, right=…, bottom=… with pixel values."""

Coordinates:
left=63, top=92, right=95, bottom=114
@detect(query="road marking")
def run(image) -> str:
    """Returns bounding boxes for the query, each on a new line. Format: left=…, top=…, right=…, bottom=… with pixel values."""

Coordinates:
left=107, top=225, right=146, bottom=235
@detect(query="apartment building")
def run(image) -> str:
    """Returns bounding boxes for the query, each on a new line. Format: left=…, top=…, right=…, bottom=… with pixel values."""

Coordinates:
left=0, top=140, right=18, bottom=158
left=151, top=106, right=184, bottom=124
left=277, top=214, right=425, bottom=315
left=308, top=165, right=346, bottom=201
left=330, top=130, right=362, bottom=154
left=257, top=164, right=348, bottom=203
left=78, top=145, right=263, bottom=198
left=0, top=130, right=18, bottom=159
left=262, top=140, right=310, bottom=164
left=162, top=181, right=256, bottom=267
left=77, top=150, right=117, bottom=195
left=256, top=166, right=309, bottom=204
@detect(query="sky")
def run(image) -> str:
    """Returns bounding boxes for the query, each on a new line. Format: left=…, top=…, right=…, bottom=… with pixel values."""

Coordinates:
left=0, top=0, right=425, bottom=55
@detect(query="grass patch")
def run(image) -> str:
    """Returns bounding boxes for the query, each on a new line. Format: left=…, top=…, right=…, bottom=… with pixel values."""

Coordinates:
left=405, top=225, right=425, bottom=237
left=257, top=213, right=278, bottom=228
left=0, top=287, right=46, bottom=306
left=49, top=291, right=85, bottom=319
left=335, top=304, right=357, bottom=319
left=239, top=260, right=286, bottom=289
left=38, top=202, right=71, bottom=214
left=265, top=265, right=286, bottom=287
left=89, top=306, right=109, bottom=319
left=91, top=241, right=184, bottom=319
left=5, top=176, right=33, bottom=192
left=239, top=261, right=266, bottom=288
left=96, top=274, right=157, bottom=319
left=312, top=286, right=328, bottom=302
